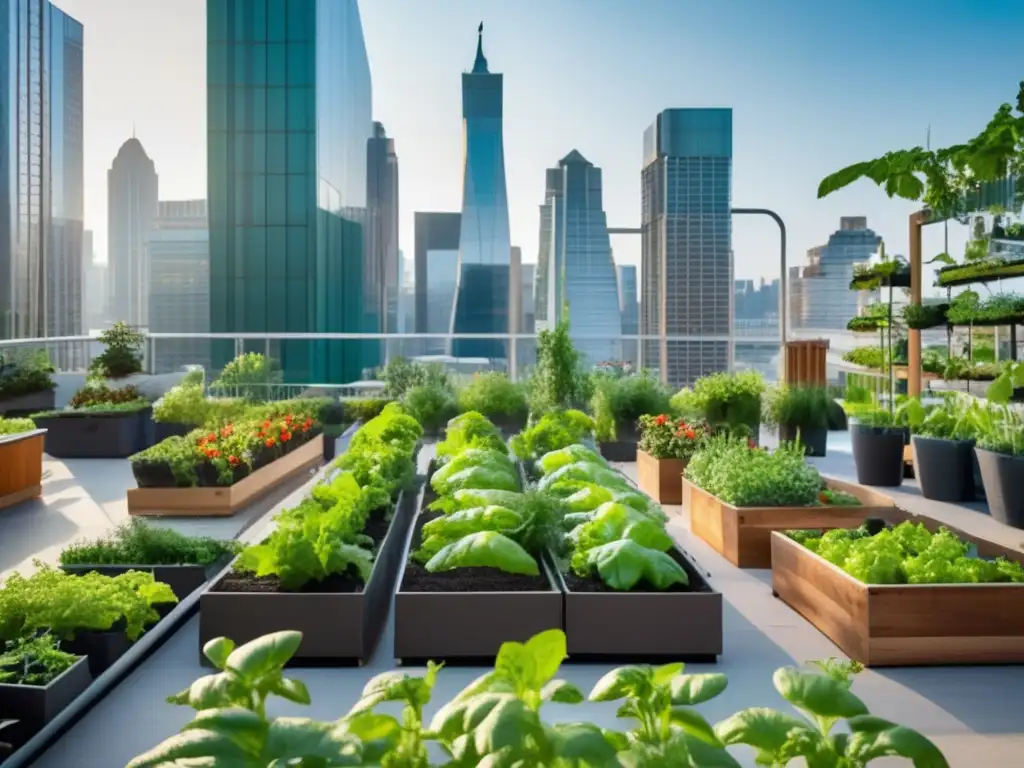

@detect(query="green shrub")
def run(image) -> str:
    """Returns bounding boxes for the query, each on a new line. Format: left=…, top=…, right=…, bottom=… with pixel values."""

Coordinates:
left=89, top=321, right=144, bottom=379
left=763, top=384, right=831, bottom=430
left=0, top=633, right=79, bottom=686
left=59, top=519, right=237, bottom=567
left=673, top=371, right=765, bottom=437
left=457, top=372, right=527, bottom=424
left=380, top=357, right=451, bottom=399
left=529, top=319, right=590, bottom=414
left=401, top=383, right=458, bottom=435
left=68, top=383, right=144, bottom=409
left=0, top=349, right=55, bottom=399
left=842, top=346, right=885, bottom=370
left=591, top=372, right=672, bottom=441
left=210, top=353, right=282, bottom=400
left=343, top=397, right=391, bottom=423
left=153, top=380, right=211, bottom=425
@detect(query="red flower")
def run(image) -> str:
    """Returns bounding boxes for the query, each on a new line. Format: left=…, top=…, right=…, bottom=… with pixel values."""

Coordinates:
left=655, top=414, right=668, bottom=426
left=285, top=414, right=294, bottom=424
left=205, top=448, right=221, bottom=458
left=748, top=438, right=757, bottom=449
left=819, top=491, right=830, bottom=504
left=265, top=437, right=276, bottom=448
left=220, top=425, right=233, bottom=438
left=228, top=455, right=240, bottom=466
left=304, top=417, right=314, bottom=428
left=281, top=431, right=292, bottom=443
left=262, top=420, right=271, bottom=430
left=207, top=432, right=217, bottom=442
left=197, top=436, right=209, bottom=447
left=685, top=429, right=696, bottom=440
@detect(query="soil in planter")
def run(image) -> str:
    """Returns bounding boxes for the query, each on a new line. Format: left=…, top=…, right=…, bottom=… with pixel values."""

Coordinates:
left=214, top=570, right=366, bottom=594
left=401, top=563, right=549, bottom=593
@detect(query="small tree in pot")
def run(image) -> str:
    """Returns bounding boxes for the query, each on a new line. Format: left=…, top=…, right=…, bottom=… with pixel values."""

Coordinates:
left=763, top=384, right=832, bottom=457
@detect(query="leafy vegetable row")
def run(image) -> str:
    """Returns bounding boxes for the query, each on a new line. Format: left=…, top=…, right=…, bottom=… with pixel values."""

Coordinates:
left=788, top=519, right=1024, bottom=584
left=127, top=627, right=949, bottom=767
left=231, top=403, right=423, bottom=590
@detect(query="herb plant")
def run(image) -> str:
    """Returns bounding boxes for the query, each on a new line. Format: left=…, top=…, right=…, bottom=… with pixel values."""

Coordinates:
left=509, top=409, right=595, bottom=460
left=67, top=383, right=144, bottom=409
left=673, top=371, right=765, bottom=438
left=59, top=520, right=238, bottom=567
left=763, top=385, right=831, bottom=430
left=590, top=372, right=672, bottom=442
left=0, top=417, right=35, bottom=436
left=152, top=377, right=211, bottom=425
left=0, top=349, right=55, bottom=399
left=209, top=352, right=283, bottom=400
left=0, top=633, right=79, bottom=686
left=456, top=371, right=528, bottom=425
left=400, top=382, right=459, bottom=435
left=530, top=316, right=590, bottom=414
left=380, top=357, right=451, bottom=399
left=89, top=321, right=144, bottom=379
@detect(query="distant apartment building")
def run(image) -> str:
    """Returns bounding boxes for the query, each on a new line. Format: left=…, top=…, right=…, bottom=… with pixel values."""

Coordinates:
left=641, top=108, right=732, bottom=386
left=108, top=137, right=158, bottom=328
left=148, top=200, right=209, bottom=373
left=414, top=211, right=461, bottom=356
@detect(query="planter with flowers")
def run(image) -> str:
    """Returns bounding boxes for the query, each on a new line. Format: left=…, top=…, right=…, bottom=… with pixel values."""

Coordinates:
left=683, top=436, right=895, bottom=568
left=636, top=413, right=708, bottom=504
left=126, top=403, right=323, bottom=517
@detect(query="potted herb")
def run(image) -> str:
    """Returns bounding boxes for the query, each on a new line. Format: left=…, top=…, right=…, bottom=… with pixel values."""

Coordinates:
left=591, top=372, right=672, bottom=461
left=509, top=409, right=595, bottom=465
left=636, top=413, right=708, bottom=503
left=319, top=399, right=347, bottom=462
left=89, top=321, right=144, bottom=380
left=976, top=363, right=1024, bottom=528
left=456, top=371, right=528, bottom=433
left=209, top=352, right=282, bottom=400
left=0, top=350, right=55, bottom=417
left=31, top=385, right=152, bottom=459
left=849, top=406, right=909, bottom=487
left=0, top=633, right=91, bottom=750
left=911, top=399, right=978, bottom=502
left=151, top=370, right=209, bottom=441
left=672, top=370, right=765, bottom=442
left=59, top=520, right=238, bottom=600
left=0, top=417, right=45, bottom=511
left=400, top=382, right=458, bottom=438
left=763, top=384, right=831, bottom=457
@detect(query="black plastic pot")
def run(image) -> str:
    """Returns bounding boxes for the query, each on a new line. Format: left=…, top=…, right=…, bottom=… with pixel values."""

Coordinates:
left=850, top=424, right=907, bottom=487
left=912, top=435, right=976, bottom=502
left=0, top=657, right=91, bottom=750
left=130, top=459, right=180, bottom=488
left=153, top=421, right=191, bottom=442
left=62, top=629, right=133, bottom=678
left=599, top=419, right=640, bottom=462
left=33, top=407, right=150, bottom=459
left=975, top=448, right=1024, bottom=529
left=0, top=389, right=55, bottom=417
left=778, top=424, right=827, bottom=457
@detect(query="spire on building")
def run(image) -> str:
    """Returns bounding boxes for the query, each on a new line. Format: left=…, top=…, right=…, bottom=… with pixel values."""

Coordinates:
left=472, top=22, right=488, bottom=74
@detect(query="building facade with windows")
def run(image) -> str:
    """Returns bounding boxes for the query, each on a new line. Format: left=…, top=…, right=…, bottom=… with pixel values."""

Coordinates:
left=414, top=211, right=461, bottom=356
left=450, top=24, right=511, bottom=359
left=206, top=0, right=372, bottom=382
left=0, top=0, right=84, bottom=370
left=617, top=264, right=638, bottom=364
left=640, top=108, right=732, bottom=387
left=366, top=120, right=399, bottom=362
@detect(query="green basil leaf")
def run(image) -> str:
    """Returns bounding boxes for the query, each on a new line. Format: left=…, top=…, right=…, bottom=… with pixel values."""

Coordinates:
left=670, top=673, right=728, bottom=706
left=773, top=667, right=869, bottom=718
left=224, top=631, right=303, bottom=682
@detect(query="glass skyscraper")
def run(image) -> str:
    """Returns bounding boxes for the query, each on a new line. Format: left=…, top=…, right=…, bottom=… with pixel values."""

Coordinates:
left=536, top=150, right=621, bottom=364
left=617, top=264, right=639, bottom=365
left=0, top=0, right=83, bottom=370
left=366, top=120, right=399, bottom=363
left=414, top=211, right=460, bottom=357
left=450, top=24, right=511, bottom=359
left=641, top=108, right=732, bottom=387
left=207, top=0, right=372, bottom=383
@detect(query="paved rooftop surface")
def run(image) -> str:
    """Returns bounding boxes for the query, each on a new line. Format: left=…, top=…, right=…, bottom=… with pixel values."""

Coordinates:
left=4, top=431, right=1023, bottom=767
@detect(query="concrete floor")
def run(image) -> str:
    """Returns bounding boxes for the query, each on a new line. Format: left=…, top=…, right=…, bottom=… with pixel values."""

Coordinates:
left=11, top=433, right=1024, bottom=767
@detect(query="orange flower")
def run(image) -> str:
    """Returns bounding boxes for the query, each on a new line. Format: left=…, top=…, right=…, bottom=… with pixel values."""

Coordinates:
left=228, top=455, right=240, bottom=466
left=220, top=425, right=233, bottom=438
left=207, top=432, right=217, bottom=442
left=819, top=491, right=830, bottom=504
left=205, top=448, right=221, bottom=458
left=285, top=414, right=294, bottom=424
left=281, top=431, right=292, bottom=443
left=655, top=414, right=668, bottom=426
left=262, top=420, right=271, bottom=430
left=265, top=437, right=276, bottom=448
left=685, top=429, right=696, bottom=440
left=197, top=436, right=209, bottom=447
left=304, top=417, right=314, bottom=428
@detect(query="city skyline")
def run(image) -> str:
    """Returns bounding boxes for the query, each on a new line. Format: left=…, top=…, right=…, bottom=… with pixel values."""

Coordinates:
left=47, top=0, right=1024, bottom=292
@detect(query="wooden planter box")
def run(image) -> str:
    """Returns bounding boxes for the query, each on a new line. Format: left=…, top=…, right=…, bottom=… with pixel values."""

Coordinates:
left=555, top=549, right=722, bottom=661
left=0, top=656, right=91, bottom=749
left=199, top=487, right=415, bottom=664
left=637, top=449, right=687, bottom=504
left=685, top=477, right=895, bottom=568
left=127, top=434, right=323, bottom=517
left=771, top=529, right=1024, bottom=666
left=61, top=553, right=234, bottom=601
left=0, top=429, right=45, bottom=511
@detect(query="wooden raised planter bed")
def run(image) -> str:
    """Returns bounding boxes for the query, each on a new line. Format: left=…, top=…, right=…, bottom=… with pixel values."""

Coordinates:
left=0, top=656, right=91, bottom=750
left=554, top=548, right=722, bottom=661
left=199, top=484, right=417, bottom=665
left=637, top=449, right=686, bottom=504
left=0, top=429, right=46, bottom=511
left=771, top=525, right=1024, bottom=666
left=127, top=434, right=324, bottom=517
left=61, top=553, right=234, bottom=601
left=33, top=407, right=151, bottom=459
left=684, top=477, right=895, bottom=568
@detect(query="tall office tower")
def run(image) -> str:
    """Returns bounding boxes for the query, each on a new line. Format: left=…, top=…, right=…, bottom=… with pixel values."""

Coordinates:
left=207, top=0, right=372, bottom=383
left=640, top=109, right=732, bottom=387
left=510, top=244, right=521, bottom=340
left=107, top=137, right=158, bottom=328
left=366, top=121, right=399, bottom=361
left=798, top=217, right=881, bottom=331
left=0, top=0, right=84, bottom=370
left=81, top=229, right=106, bottom=330
left=617, top=264, right=639, bottom=364
left=520, top=263, right=535, bottom=333
left=450, top=24, right=511, bottom=359
left=788, top=265, right=806, bottom=332
left=536, top=150, right=621, bottom=364
left=414, top=211, right=460, bottom=356
left=148, top=200, right=210, bottom=373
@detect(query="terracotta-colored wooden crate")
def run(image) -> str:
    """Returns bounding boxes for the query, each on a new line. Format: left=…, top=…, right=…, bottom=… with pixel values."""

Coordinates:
left=0, top=430, right=45, bottom=511
left=771, top=528, right=1024, bottom=666
left=684, top=476, right=896, bottom=568
left=127, top=434, right=323, bottom=517
left=637, top=449, right=687, bottom=505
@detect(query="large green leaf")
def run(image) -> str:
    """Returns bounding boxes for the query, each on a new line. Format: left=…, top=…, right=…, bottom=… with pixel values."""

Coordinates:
left=472, top=697, right=543, bottom=756
left=267, top=676, right=311, bottom=706
left=425, top=531, right=539, bottom=576
left=670, top=673, right=728, bottom=706
left=585, top=540, right=688, bottom=591
left=182, top=708, right=266, bottom=755
left=262, top=717, right=362, bottom=763
left=773, top=668, right=869, bottom=718
left=715, top=707, right=816, bottom=752
left=225, top=631, right=303, bottom=682
left=623, top=521, right=674, bottom=551
left=202, top=637, right=236, bottom=670
left=549, top=722, right=620, bottom=765
left=421, top=505, right=523, bottom=540
left=125, top=729, right=252, bottom=768
left=846, top=715, right=950, bottom=768
left=589, top=666, right=652, bottom=702
left=670, top=706, right=723, bottom=747
left=430, top=692, right=516, bottom=741
left=541, top=679, right=584, bottom=703
left=174, top=672, right=247, bottom=711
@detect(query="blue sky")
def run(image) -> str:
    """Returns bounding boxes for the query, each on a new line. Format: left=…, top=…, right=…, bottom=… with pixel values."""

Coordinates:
left=62, top=0, right=1024, bottom=292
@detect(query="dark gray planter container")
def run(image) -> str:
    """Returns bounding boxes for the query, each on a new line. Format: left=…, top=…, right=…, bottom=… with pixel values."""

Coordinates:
left=850, top=424, right=907, bottom=487
left=778, top=425, right=828, bottom=457
left=63, top=629, right=133, bottom=678
left=599, top=420, right=640, bottom=462
left=0, top=656, right=91, bottom=749
left=0, top=389, right=55, bottom=417
left=554, top=549, right=721, bottom=661
left=61, top=553, right=234, bottom=602
left=975, top=448, right=1024, bottom=529
left=34, top=407, right=150, bottom=459
left=912, top=435, right=976, bottom=502
left=199, top=489, right=416, bottom=665
left=153, top=420, right=191, bottom=443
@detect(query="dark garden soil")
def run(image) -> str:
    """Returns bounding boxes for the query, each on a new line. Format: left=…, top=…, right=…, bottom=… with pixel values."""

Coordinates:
left=562, top=549, right=713, bottom=594
left=401, top=562, right=551, bottom=593
left=213, top=570, right=366, bottom=594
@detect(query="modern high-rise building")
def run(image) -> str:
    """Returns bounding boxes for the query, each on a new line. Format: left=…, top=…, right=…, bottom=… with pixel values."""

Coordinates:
left=0, top=0, right=84, bottom=370
left=107, top=137, right=158, bottom=328
left=536, top=150, right=621, bottom=364
left=414, top=211, right=460, bottom=356
left=520, top=262, right=535, bottom=333
left=510, top=244, right=521, bottom=341
left=207, top=0, right=372, bottom=383
left=794, top=217, right=881, bottom=331
left=81, top=229, right=106, bottom=331
left=641, top=108, right=733, bottom=387
left=148, top=200, right=210, bottom=373
left=617, top=264, right=639, bottom=364
left=450, top=24, right=511, bottom=359
left=366, top=120, right=399, bottom=359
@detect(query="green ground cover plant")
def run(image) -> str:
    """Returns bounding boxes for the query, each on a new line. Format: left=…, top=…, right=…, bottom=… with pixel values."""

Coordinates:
left=590, top=372, right=673, bottom=442
left=456, top=371, right=528, bottom=426
left=0, top=349, right=55, bottom=400
left=59, top=520, right=238, bottom=567
left=671, top=370, right=764, bottom=438
left=509, top=409, right=595, bottom=460
left=0, top=417, right=36, bottom=436
left=762, top=385, right=831, bottom=431
left=0, top=633, right=79, bottom=686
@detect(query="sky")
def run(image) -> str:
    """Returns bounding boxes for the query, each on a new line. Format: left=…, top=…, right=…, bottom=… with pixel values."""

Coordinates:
left=58, top=0, right=1024, bottom=293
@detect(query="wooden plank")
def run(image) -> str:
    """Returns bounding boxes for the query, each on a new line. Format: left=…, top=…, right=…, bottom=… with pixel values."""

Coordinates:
left=0, top=433, right=44, bottom=509
left=128, top=435, right=323, bottom=517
